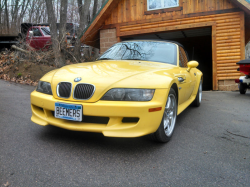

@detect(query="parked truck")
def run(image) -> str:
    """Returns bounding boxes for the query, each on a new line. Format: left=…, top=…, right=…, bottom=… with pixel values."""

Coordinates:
left=0, top=34, right=19, bottom=50
left=0, top=22, right=79, bottom=51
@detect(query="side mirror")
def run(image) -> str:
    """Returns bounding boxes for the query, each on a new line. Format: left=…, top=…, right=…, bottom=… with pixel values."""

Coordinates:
left=187, top=61, right=199, bottom=72
left=29, top=31, right=34, bottom=38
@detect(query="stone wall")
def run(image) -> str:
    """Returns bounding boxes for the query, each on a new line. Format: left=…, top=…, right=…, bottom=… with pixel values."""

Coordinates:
left=218, top=80, right=238, bottom=91
left=100, top=28, right=117, bottom=54
left=246, top=41, right=250, bottom=59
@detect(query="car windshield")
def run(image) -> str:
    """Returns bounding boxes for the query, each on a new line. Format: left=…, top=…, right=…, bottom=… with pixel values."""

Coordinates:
left=41, top=27, right=50, bottom=35
left=98, top=41, right=177, bottom=65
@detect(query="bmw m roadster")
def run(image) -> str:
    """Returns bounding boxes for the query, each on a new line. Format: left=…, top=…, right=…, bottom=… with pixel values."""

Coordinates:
left=30, top=40, right=203, bottom=143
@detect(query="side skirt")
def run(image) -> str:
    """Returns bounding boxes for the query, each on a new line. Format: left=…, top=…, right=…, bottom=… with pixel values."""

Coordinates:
left=177, top=95, right=196, bottom=115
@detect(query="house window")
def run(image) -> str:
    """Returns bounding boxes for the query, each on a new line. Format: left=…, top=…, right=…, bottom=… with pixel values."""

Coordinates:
left=147, top=0, right=179, bottom=11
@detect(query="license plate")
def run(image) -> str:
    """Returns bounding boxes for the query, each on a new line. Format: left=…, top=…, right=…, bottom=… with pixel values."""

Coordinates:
left=55, top=103, right=82, bottom=122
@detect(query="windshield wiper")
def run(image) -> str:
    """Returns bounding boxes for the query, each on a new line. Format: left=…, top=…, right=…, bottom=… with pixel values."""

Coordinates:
left=123, top=58, right=142, bottom=60
left=97, top=58, right=113, bottom=60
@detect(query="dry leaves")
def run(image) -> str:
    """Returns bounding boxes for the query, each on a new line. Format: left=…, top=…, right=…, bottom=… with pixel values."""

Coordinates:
left=0, top=51, right=38, bottom=86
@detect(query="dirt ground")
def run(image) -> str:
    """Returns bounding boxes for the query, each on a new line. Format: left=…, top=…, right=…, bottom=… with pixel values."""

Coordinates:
left=8, top=61, right=56, bottom=82
left=0, top=50, right=56, bottom=86
left=0, top=42, right=99, bottom=86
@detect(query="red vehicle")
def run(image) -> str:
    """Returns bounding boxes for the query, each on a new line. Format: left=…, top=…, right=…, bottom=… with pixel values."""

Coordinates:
left=235, top=59, right=250, bottom=94
left=21, top=23, right=78, bottom=50
left=26, top=26, right=51, bottom=50
left=0, top=23, right=78, bottom=51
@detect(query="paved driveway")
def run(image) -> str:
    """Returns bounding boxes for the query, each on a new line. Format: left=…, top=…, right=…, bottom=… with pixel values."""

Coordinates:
left=0, top=80, right=249, bottom=187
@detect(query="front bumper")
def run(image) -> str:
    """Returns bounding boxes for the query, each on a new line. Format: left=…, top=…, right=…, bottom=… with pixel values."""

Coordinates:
left=30, top=89, right=168, bottom=137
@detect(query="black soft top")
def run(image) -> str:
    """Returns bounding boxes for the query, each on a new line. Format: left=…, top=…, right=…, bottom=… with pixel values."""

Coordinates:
left=236, top=59, right=250, bottom=65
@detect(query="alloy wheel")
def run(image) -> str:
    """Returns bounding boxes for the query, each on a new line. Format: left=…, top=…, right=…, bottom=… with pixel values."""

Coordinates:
left=163, top=94, right=177, bottom=136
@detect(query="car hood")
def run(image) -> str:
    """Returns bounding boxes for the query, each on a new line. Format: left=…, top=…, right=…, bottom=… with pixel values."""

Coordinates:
left=49, top=60, right=177, bottom=102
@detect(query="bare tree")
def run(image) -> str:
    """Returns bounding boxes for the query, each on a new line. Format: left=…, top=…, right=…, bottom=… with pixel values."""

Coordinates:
left=28, top=0, right=36, bottom=23
left=74, top=0, right=91, bottom=62
left=11, top=0, right=19, bottom=30
left=0, top=0, right=31, bottom=34
left=69, top=0, right=74, bottom=23
left=34, top=0, right=44, bottom=23
left=58, top=0, right=68, bottom=64
left=45, top=0, right=68, bottom=67
left=101, top=0, right=106, bottom=6
left=90, top=0, right=101, bottom=60
left=0, top=0, right=107, bottom=65
left=246, top=42, right=250, bottom=59
left=92, top=0, right=98, bottom=20
left=74, top=0, right=106, bottom=62
left=68, top=0, right=79, bottom=23
left=18, top=0, right=30, bottom=27
left=4, top=0, right=9, bottom=33
left=0, top=1, right=4, bottom=34
left=56, top=0, right=59, bottom=22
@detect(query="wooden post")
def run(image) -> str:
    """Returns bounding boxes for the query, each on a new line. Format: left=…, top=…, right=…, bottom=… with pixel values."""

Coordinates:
left=240, top=11, right=245, bottom=60
left=212, top=24, right=218, bottom=90
left=116, top=24, right=121, bottom=42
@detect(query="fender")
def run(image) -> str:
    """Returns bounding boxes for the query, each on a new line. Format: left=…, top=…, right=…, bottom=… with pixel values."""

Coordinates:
left=191, top=70, right=203, bottom=96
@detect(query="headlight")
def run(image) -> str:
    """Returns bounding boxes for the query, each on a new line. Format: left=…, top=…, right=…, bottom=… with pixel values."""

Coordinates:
left=101, top=88, right=155, bottom=101
left=36, top=81, right=52, bottom=95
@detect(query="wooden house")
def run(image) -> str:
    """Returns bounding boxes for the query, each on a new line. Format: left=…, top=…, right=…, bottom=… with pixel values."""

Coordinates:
left=80, top=0, right=250, bottom=91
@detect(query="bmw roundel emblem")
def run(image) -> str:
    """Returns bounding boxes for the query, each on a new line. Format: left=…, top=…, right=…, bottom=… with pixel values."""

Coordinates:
left=74, top=77, right=82, bottom=82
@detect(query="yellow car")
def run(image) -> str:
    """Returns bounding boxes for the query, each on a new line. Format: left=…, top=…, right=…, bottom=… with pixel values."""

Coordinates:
left=30, top=40, right=203, bottom=143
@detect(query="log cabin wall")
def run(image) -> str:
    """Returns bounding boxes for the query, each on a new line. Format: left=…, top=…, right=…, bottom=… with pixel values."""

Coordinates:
left=105, top=0, right=236, bottom=24
left=100, top=0, right=246, bottom=90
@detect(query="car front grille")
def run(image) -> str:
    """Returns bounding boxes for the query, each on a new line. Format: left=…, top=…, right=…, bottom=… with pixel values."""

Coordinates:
left=74, top=83, right=95, bottom=100
left=57, top=82, right=72, bottom=98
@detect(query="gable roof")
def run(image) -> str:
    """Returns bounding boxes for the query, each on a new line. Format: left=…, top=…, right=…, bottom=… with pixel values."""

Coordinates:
left=80, top=0, right=120, bottom=48
left=229, top=0, right=250, bottom=13
left=81, top=0, right=250, bottom=48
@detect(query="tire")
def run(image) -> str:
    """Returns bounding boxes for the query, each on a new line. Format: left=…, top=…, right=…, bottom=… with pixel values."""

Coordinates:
left=151, top=88, right=177, bottom=143
left=239, top=83, right=247, bottom=94
left=192, top=80, right=202, bottom=107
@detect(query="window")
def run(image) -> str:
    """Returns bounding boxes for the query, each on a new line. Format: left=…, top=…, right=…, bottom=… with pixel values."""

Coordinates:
left=99, top=41, right=177, bottom=65
left=179, top=47, right=188, bottom=67
left=32, top=28, right=42, bottom=37
left=144, top=0, right=182, bottom=15
left=41, top=27, right=50, bottom=35
left=147, top=0, right=179, bottom=11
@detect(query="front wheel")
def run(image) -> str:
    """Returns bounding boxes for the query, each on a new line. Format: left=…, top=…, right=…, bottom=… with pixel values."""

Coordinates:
left=192, top=80, right=202, bottom=107
left=151, top=88, right=177, bottom=143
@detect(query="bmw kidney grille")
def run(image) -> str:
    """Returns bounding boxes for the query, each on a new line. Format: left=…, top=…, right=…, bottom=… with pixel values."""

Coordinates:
left=57, top=82, right=95, bottom=100
left=57, top=82, right=72, bottom=98
left=74, top=84, right=95, bottom=100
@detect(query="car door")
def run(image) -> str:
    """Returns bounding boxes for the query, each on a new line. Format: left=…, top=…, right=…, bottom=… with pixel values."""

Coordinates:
left=40, top=27, right=52, bottom=49
left=177, top=47, right=195, bottom=103
left=27, top=27, right=43, bottom=49
left=188, top=68, right=198, bottom=96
